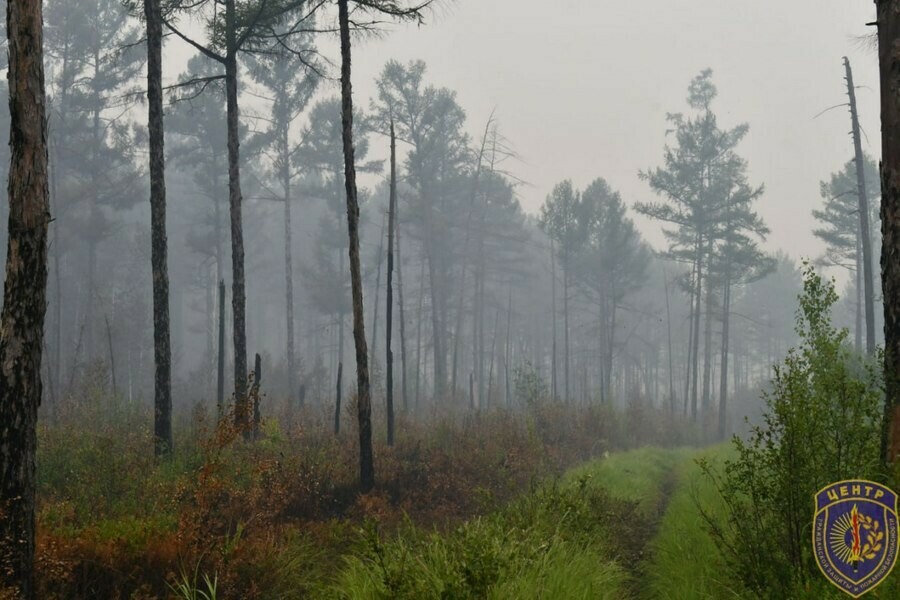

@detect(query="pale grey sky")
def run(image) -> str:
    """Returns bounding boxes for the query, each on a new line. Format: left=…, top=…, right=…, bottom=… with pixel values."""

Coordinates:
left=168, top=0, right=881, bottom=262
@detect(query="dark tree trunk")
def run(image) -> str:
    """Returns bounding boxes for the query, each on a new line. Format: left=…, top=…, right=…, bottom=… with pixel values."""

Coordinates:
left=386, top=121, right=397, bottom=445
left=414, top=259, right=425, bottom=411
left=702, top=276, right=713, bottom=419
left=395, top=190, right=409, bottom=412
left=878, top=0, right=900, bottom=463
left=845, top=57, right=877, bottom=356
left=145, top=0, right=172, bottom=456
left=224, top=0, right=248, bottom=433
left=0, top=0, right=50, bottom=593
left=217, top=279, right=225, bottom=418
left=105, top=314, right=117, bottom=394
left=282, top=125, right=296, bottom=426
left=550, top=239, right=558, bottom=401
left=504, top=287, right=512, bottom=407
left=664, top=270, right=675, bottom=415
left=563, top=261, right=570, bottom=402
left=690, top=248, right=703, bottom=420
left=334, top=361, right=343, bottom=435
left=718, top=272, right=732, bottom=440
left=857, top=237, right=863, bottom=354
left=372, top=215, right=386, bottom=356
left=252, top=352, right=262, bottom=439
left=338, top=0, right=374, bottom=492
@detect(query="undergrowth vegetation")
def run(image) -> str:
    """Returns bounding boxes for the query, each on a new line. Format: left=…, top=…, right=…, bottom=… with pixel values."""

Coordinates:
left=33, top=392, right=696, bottom=599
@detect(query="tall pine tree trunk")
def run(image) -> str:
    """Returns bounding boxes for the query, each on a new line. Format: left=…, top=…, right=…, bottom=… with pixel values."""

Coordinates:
left=414, top=259, right=425, bottom=411
left=217, top=279, right=225, bottom=418
left=877, top=0, right=900, bottom=463
left=718, top=272, right=732, bottom=440
left=224, top=0, right=248, bottom=432
left=145, top=0, right=172, bottom=457
left=845, top=57, right=876, bottom=356
left=339, top=0, right=374, bottom=491
left=0, top=0, right=50, bottom=592
left=395, top=192, right=409, bottom=411
left=372, top=215, right=386, bottom=355
left=857, top=238, right=863, bottom=354
left=386, top=121, right=397, bottom=445
left=690, top=248, right=703, bottom=420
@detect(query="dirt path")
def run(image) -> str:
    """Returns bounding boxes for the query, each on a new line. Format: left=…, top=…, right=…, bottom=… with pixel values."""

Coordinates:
left=619, top=465, right=679, bottom=599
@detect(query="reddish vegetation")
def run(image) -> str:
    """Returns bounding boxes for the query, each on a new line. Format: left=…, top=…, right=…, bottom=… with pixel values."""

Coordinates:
left=31, top=395, right=694, bottom=599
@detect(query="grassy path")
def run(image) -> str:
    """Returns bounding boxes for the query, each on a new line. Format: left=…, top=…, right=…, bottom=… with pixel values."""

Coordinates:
left=328, top=446, right=740, bottom=599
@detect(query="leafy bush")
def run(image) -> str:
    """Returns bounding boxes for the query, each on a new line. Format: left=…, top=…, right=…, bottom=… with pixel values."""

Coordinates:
left=700, top=265, right=885, bottom=597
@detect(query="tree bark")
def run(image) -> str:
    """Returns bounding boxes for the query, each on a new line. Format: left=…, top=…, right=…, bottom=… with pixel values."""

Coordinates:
left=0, top=0, right=50, bottom=593
left=217, top=279, right=225, bottom=418
left=386, top=121, right=396, bottom=445
left=338, top=0, right=374, bottom=492
left=224, top=0, right=248, bottom=434
left=395, top=190, right=409, bottom=412
left=145, top=0, right=172, bottom=456
left=877, top=0, right=900, bottom=463
left=334, top=361, right=343, bottom=435
left=845, top=57, right=877, bottom=356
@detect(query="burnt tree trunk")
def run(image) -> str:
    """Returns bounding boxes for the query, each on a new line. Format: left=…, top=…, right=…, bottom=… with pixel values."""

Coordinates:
left=334, top=361, right=343, bottom=435
left=252, top=353, right=262, bottom=439
left=145, top=0, right=172, bottom=456
left=0, top=0, right=50, bottom=593
left=217, top=279, right=225, bottom=418
left=845, top=57, right=877, bottom=356
left=224, top=0, right=248, bottom=434
left=395, top=187, right=409, bottom=412
left=878, top=0, right=900, bottom=463
left=385, top=121, right=397, bottom=446
left=338, top=0, right=374, bottom=492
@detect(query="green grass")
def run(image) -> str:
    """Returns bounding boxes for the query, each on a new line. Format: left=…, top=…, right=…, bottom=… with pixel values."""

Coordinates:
left=331, top=486, right=632, bottom=599
left=331, top=447, right=694, bottom=599
left=639, top=444, right=748, bottom=599
left=564, top=446, right=690, bottom=515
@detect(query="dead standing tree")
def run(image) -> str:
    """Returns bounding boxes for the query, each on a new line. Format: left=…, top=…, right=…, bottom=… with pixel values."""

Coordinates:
left=335, top=0, right=433, bottom=492
left=385, top=120, right=397, bottom=445
left=844, top=57, right=877, bottom=356
left=0, top=0, right=51, bottom=594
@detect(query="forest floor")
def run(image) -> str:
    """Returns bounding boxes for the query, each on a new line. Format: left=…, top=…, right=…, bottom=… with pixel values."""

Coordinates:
left=32, top=399, right=702, bottom=599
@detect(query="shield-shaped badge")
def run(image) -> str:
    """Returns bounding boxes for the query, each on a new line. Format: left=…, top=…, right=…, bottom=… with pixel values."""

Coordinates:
left=813, top=480, right=899, bottom=597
